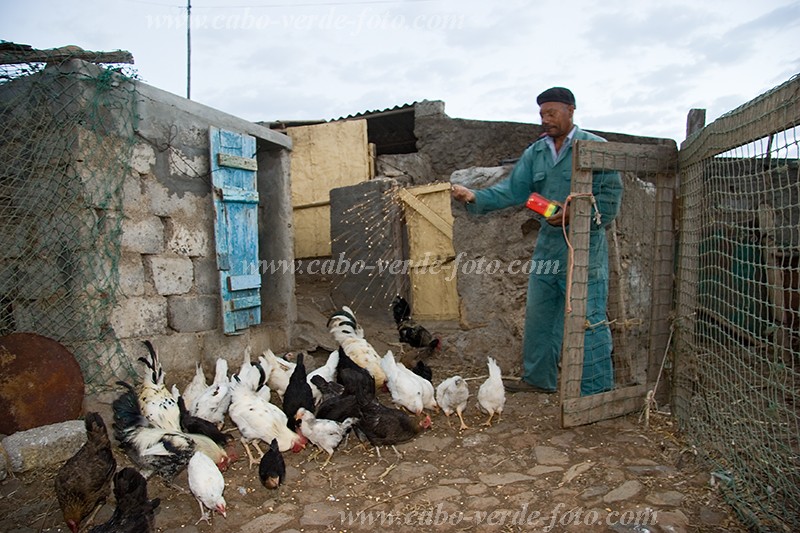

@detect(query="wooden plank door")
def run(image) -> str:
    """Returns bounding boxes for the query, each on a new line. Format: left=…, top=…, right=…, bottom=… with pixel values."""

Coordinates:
left=209, top=127, right=261, bottom=334
left=399, top=183, right=459, bottom=320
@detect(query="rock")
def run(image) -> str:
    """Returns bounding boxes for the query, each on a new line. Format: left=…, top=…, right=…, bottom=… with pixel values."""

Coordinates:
left=626, top=464, right=678, bottom=477
left=299, top=502, right=346, bottom=527
left=465, top=495, right=502, bottom=510
left=603, top=480, right=644, bottom=503
left=699, top=507, right=727, bottom=527
left=478, top=472, right=535, bottom=486
left=652, top=509, right=689, bottom=533
left=0, top=443, right=6, bottom=480
left=645, top=490, right=684, bottom=507
left=534, top=445, right=570, bottom=465
left=526, top=465, right=563, bottom=476
left=461, top=433, right=491, bottom=448
left=240, top=512, right=293, bottom=533
left=439, top=477, right=473, bottom=485
left=579, top=485, right=608, bottom=499
left=1, top=420, right=85, bottom=472
left=465, top=483, right=488, bottom=496
left=413, top=486, right=461, bottom=503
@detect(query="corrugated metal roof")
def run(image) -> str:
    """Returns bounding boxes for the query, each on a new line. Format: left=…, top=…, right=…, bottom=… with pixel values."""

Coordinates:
left=334, top=102, right=417, bottom=121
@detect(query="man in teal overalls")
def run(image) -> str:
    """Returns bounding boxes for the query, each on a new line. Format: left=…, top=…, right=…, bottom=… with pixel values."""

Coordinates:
left=451, top=87, right=623, bottom=396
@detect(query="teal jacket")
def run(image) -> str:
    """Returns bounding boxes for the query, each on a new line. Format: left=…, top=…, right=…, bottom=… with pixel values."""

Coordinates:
left=466, top=126, right=623, bottom=279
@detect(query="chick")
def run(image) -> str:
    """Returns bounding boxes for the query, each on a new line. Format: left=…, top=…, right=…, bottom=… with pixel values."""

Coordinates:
left=436, top=375, right=470, bottom=430
left=477, top=357, right=505, bottom=426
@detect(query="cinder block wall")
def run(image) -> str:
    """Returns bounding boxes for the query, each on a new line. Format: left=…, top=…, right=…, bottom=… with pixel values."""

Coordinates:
left=109, top=81, right=295, bottom=378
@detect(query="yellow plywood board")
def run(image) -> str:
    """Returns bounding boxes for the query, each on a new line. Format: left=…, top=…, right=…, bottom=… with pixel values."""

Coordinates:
left=293, top=205, right=331, bottom=259
left=402, top=185, right=455, bottom=262
left=287, top=120, right=371, bottom=206
left=409, top=260, right=459, bottom=321
left=401, top=184, right=459, bottom=320
left=288, top=120, right=370, bottom=258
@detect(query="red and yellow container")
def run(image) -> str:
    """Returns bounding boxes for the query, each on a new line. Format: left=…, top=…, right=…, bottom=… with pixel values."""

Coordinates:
left=526, top=193, right=560, bottom=217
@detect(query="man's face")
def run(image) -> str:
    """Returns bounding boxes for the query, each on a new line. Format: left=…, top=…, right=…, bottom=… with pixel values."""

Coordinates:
left=539, top=102, right=574, bottom=139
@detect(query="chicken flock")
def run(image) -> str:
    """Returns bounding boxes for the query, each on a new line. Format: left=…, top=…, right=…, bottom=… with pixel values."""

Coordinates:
left=53, top=297, right=506, bottom=532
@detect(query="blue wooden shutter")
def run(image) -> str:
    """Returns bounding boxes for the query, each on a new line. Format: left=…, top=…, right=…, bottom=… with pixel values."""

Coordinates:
left=209, top=127, right=261, bottom=334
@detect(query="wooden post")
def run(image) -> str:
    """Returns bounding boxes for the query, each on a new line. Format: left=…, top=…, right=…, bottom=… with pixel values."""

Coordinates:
left=559, top=155, right=593, bottom=424
left=647, top=172, right=677, bottom=403
left=686, top=109, right=706, bottom=139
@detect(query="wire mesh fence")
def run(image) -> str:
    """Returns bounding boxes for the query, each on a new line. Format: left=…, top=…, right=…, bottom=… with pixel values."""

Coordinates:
left=0, top=56, right=138, bottom=392
left=560, top=140, right=677, bottom=426
left=674, top=74, right=800, bottom=531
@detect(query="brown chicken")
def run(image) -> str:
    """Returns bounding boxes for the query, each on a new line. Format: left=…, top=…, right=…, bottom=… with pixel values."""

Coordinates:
left=55, top=412, right=117, bottom=533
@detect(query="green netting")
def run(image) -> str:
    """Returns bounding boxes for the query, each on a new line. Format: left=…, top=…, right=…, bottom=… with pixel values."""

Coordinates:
left=674, top=74, right=800, bottom=531
left=0, top=56, right=139, bottom=392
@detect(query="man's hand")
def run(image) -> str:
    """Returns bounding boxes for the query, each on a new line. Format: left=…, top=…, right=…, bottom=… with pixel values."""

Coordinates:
left=451, top=184, right=476, bottom=204
left=546, top=202, right=570, bottom=226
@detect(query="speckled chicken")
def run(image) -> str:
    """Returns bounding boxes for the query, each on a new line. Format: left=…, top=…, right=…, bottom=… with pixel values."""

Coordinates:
left=137, top=340, right=180, bottom=431
left=327, top=306, right=387, bottom=389
left=55, top=412, right=116, bottom=533
left=113, top=381, right=195, bottom=482
left=295, top=407, right=357, bottom=467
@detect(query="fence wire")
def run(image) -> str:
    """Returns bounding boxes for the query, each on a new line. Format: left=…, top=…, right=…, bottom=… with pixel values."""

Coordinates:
left=675, top=74, right=800, bottom=531
left=0, top=57, right=138, bottom=392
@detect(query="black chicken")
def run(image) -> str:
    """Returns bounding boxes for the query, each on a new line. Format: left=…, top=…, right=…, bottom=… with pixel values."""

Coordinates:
left=282, top=352, right=315, bottom=431
left=352, top=387, right=432, bottom=451
left=391, top=295, right=440, bottom=353
left=88, top=467, right=161, bottom=533
left=55, top=412, right=116, bottom=533
left=312, top=375, right=361, bottom=422
left=258, top=438, right=286, bottom=492
left=411, top=360, right=433, bottom=382
left=177, top=395, right=232, bottom=450
left=336, top=347, right=375, bottom=398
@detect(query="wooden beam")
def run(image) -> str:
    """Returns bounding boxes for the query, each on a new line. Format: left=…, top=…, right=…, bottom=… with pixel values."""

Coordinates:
left=647, top=172, right=677, bottom=404
left=0, top=46, right=134, bottom=65
left=574, top=140, right=678, bottom=175
left=396, top=187, right=453, bottom=237
left=562, top=384, right=648, bottom=427
left=559, top=167, right=593, bottom=422
left=679, top=75, right=800, bottom=167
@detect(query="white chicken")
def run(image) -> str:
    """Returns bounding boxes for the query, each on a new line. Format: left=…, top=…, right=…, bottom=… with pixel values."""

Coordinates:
left=381, top=350, right=437, bottom=414
left=188, top=451, right=226, bottom=525
left=307, top=349, right=339, bottom=405
left=228, top=374, right=306, bottom=468
left=294, top=408, right=357, bottom=467
left=436, top=375, right=470, bottom=430
left=477, top=357, right=505, bottom=426
left=137, top=340, right=180, bottom=431
left=261, top=349, right=296, bottom=400
left=192, top=358, right=232, bottom=427
left=182, top=362, right=207, bottom=412
left=328, top=307, right=386, bottom=389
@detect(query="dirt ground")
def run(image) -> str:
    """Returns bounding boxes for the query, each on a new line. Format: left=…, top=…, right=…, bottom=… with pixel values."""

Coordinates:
left=0, top=276, right=749, bottom=533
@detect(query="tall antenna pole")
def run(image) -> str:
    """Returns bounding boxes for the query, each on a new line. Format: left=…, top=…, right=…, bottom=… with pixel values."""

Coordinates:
left=186, top=0, right=191, bottom=99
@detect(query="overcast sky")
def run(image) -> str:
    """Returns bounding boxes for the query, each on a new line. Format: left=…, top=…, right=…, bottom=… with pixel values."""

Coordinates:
left=2, top=0, right=799, bottom=144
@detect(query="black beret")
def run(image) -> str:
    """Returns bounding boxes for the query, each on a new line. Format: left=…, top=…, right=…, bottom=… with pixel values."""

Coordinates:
left=536, top=87, right=576, bottom=108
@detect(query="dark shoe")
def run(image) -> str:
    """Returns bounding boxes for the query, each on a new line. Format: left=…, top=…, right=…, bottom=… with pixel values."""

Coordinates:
left=503, top=379, right=556, bottom=394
